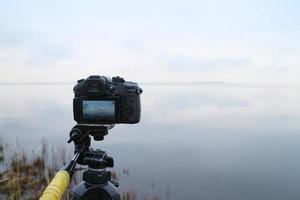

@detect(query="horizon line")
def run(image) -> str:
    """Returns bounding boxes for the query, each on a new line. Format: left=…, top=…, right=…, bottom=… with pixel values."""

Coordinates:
left=0, top=81, right=225, bottom=85
left=0, top=81, right=300, bottom=88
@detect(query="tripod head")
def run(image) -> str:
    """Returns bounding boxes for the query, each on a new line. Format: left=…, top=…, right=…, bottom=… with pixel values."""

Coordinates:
left=68, top=124, right=114, bottom=166
left=68, top=124, right=120, bottom=200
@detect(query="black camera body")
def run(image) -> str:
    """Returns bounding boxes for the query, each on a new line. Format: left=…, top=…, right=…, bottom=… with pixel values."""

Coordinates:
left=73, top=75, right=142, bottom=124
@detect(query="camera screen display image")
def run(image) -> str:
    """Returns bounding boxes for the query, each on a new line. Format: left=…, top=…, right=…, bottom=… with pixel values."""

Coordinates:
left=82, top=100, right=115, bottom=121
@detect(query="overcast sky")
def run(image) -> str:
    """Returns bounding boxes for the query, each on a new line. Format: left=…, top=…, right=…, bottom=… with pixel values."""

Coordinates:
left=0, top=0, right=299, bottom=84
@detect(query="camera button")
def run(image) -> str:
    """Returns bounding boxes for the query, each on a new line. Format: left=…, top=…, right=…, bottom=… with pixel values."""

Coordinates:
left=123, top=106, right=135, bottom=119
left=125, top=85, right=136, bottom=93
left=112, top=76, right=125, bottom=83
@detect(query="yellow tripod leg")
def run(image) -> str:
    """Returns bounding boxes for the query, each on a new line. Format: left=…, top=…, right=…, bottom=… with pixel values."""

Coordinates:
left=39, top=170, right=70, bottom=200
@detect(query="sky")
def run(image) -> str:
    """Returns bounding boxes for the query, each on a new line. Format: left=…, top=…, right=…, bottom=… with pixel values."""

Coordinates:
left=0, top=0, right=300, bottom=84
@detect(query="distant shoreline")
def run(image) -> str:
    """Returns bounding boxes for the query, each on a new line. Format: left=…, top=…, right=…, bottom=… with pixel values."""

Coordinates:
left=0, top=81, right=225, bottom=85
left=1, top=82, right=300, bottom=88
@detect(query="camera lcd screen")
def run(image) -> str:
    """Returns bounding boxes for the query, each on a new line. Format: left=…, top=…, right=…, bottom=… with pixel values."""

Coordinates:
left=82, top=100, right=115, bottom=121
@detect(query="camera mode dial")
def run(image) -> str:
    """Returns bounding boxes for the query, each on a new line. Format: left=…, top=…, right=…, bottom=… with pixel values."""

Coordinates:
left=112, top=76, right=125, bottom=83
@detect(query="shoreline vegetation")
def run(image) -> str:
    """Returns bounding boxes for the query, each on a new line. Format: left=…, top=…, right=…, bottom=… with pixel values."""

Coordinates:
left=0, top=140, right=161, bottom=200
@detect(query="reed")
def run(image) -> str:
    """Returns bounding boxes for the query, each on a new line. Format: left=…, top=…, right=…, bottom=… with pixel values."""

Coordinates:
left=0, top=140, right=161, bottom=200
left=0, top=140, right=66, bottom=200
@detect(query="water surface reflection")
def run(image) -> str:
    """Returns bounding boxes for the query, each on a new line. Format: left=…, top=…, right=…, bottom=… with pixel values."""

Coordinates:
left=1, top=84, right=300, bottom=200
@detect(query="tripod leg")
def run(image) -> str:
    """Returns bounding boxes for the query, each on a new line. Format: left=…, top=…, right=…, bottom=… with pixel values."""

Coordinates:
left=39, top=170, right=70, bottom=200
left=39, top=153, right=79, bottom=200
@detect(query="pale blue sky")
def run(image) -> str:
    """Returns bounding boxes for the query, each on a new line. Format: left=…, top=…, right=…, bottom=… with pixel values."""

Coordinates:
left=0, top=0, right=299, bottom=83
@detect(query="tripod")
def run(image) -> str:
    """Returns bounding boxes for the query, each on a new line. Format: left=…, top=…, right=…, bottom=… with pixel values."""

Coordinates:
left=68, top=124, right=121, bottom=200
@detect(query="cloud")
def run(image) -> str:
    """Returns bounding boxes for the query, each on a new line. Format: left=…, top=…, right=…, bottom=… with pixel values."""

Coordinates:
left=163, top=55, right=252, bottom=71
left=0, top=0, right=300, bottom=84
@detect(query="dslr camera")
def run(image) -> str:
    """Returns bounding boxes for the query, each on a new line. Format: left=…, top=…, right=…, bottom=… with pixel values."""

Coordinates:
left=73, top=75, right=142, bottom=124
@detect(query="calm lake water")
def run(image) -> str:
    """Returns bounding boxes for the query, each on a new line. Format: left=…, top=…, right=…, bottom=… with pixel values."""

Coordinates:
left=1, top=83, right=300, bottom=200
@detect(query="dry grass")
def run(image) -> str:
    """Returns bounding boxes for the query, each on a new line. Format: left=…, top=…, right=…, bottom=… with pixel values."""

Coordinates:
left=122, top=189, right=137, bottom=200
left=0, top=140, right=162, bottom=200
left=0, top=140, right=64, bottom=200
